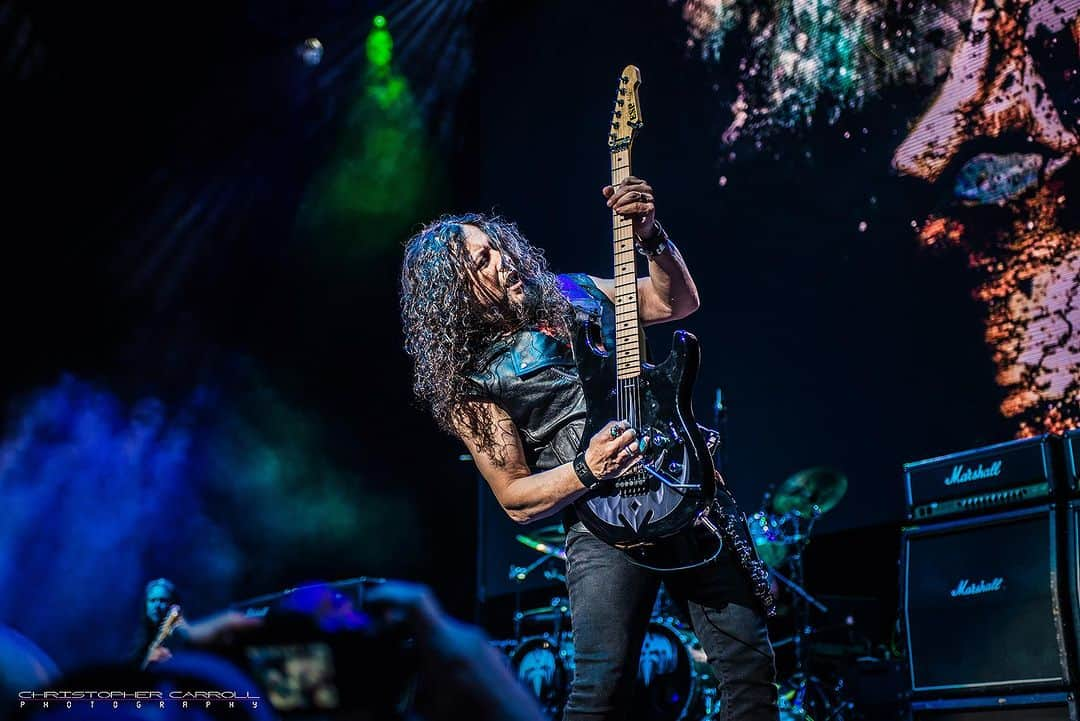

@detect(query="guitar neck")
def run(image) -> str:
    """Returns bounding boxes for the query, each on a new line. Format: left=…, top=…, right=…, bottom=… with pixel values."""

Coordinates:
left=611, top=147, right=641, bottom=380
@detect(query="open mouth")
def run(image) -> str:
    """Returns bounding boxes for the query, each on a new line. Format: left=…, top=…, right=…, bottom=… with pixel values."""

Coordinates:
left=505, top=269, right=522, bottom=290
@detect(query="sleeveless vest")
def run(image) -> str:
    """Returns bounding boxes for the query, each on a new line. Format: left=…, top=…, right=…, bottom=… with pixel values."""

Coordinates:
left=468, top=273, right=616, bottom=473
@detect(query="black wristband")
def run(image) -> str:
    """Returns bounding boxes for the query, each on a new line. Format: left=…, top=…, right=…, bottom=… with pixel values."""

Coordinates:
left=634, top=219, right=669, bottom=258
left=573, top=452, right=602, bottom=490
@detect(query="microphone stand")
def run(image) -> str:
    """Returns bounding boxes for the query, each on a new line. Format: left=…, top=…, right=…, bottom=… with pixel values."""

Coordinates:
left=713, top=387, right=728, bottom=475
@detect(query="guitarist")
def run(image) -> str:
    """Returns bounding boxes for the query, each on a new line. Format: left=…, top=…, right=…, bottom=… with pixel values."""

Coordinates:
left=131, top=577, right=183, bottom=667
left=400, top=178, right=777, bottom=720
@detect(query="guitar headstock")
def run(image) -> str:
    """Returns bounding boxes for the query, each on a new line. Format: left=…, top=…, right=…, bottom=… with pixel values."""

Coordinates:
left=608, top=65, right=643, bottom=152
left=164, top=605, right=183, bottom=630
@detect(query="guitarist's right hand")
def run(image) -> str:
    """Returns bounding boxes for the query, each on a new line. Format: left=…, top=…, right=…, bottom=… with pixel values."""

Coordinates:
left=586, top=420, right=644, bottom=480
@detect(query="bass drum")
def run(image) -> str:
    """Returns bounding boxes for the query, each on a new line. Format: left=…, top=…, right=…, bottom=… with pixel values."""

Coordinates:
left=509, top=635, right=571, bottom=718
left=631, top=620, right=720, bottom=721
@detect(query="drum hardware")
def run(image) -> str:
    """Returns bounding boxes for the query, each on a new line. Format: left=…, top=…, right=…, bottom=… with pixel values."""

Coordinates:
left=513, top=598, right=570, bottom=641
left=501, top=618, right=722, bottom=721
left=778, top=673, right=853, bottom=721
left=498, top=524, right=722, bottom=720
left=755, top=467, right=852, bottom=721
left=770, top=565, right=829, bottom=615
left=508, top=553, right=559, bottom=583
left=542, top=568, right=566, bottom=584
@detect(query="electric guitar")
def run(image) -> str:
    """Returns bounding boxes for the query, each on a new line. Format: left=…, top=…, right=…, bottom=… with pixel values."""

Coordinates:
left=571, top=66, right=722, bottom=571
left=141, top=604, right=183, bottom=669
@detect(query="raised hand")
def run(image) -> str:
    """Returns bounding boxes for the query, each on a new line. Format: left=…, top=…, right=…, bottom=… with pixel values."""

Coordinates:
left=602, top=176, right=656, bottom=239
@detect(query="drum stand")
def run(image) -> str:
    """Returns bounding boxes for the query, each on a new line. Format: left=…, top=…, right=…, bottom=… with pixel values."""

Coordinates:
left=774, top=510, right=853, bottom=721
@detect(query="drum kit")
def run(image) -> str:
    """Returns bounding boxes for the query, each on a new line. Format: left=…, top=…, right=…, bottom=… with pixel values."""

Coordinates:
left=493, top=586, right=721, bottom=721
left=747, top=467, right=854, bottom=721
left=492, top=465, right=852, bottom=721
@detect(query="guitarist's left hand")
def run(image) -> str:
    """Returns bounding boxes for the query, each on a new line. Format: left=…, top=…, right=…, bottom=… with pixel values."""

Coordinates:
left=603, top=176, right=657, bottom=240
left=146, top=646, right=172, bottom=665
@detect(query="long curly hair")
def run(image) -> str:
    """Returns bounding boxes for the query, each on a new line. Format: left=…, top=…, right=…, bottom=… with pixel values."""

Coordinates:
left=400, top=213, right=574, bottom=462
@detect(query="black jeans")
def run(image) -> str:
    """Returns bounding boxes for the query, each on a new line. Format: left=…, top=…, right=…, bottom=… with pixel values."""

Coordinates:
left=562, top=512, right=777, bottom=721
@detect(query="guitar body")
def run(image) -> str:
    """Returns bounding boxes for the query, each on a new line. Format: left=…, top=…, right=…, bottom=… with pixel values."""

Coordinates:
left=572, top=322, right=721, bottom=571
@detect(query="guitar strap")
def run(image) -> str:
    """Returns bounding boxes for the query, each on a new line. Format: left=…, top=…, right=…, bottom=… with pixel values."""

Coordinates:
left=713, top=489, right=779, bottom=617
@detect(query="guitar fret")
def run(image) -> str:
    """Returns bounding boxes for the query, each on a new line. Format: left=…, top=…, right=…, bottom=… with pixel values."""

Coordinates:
left=611, top=132, right=644, bottom=378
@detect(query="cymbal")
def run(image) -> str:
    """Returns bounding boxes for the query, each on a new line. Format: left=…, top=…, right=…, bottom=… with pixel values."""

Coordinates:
left=515, top=526, right=567, bottom=560
left=529, top=524, right=567, bottom=546
left=772, top=466, right=848, bottom=516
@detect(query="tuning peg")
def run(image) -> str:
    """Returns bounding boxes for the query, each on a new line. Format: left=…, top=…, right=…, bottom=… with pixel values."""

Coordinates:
left=617, top=99, right=624, bottom=106
left=621, top=75, right=629, bottom=82
left=619, top=88, right=626, bottom=95
left=614, top=111, right=622, bottom=118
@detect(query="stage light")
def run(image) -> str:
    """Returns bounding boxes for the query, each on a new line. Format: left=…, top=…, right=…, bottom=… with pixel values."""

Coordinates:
left=366, top=18, right=393, bottom=68
left=298, top=37, right=324, bottom=66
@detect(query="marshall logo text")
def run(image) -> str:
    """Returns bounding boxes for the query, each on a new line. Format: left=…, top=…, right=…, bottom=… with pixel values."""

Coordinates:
left=943, top=460, right=1003, bottom=486
left=950, top=578, right=1005, bottom=597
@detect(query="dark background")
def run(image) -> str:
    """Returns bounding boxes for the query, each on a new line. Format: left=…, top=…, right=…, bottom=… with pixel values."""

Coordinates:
left=0, top=0, right=1016, bottom=669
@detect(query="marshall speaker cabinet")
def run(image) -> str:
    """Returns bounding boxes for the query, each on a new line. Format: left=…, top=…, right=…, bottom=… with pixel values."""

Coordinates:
left=905, top=435, right=1060, bottom=521
left=902, top=505, right=1071, bottom=694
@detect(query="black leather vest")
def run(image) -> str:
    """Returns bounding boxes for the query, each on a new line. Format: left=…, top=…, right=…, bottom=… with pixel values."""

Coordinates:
left=469, top=274, right=616, bottom=473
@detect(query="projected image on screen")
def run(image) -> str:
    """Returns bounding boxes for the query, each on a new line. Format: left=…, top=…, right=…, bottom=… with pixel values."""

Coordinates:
left=681, top=0, right=1079, bottom=436
left=892, top=0, right=1078, bottom=436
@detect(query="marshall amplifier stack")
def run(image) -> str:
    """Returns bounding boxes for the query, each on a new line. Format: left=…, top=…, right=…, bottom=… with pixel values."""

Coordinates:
left=904, top=435, right=1059, bottom=521
left=901, top=433, right=1080, bottom=720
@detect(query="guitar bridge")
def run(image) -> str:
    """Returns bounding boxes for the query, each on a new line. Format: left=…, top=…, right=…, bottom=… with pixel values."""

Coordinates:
left=614, top=470, right=649, bottom=496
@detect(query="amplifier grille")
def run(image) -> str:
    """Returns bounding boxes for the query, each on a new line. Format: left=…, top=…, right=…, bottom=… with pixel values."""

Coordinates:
left=903, top=507, right=1068, bottom=693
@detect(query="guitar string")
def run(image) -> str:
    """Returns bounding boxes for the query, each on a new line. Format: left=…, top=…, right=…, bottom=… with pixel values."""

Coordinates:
left=610, top=152, right=642, bottom=446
